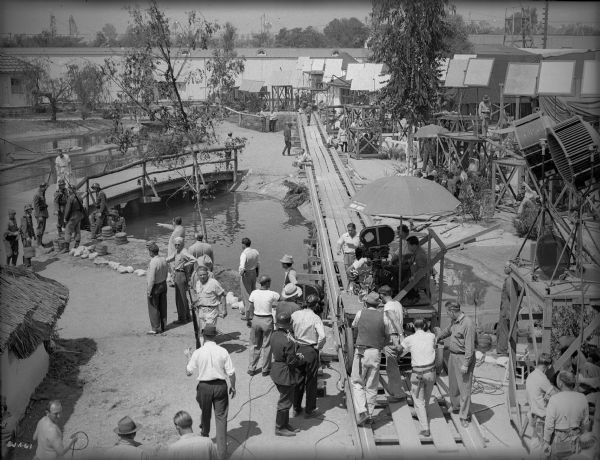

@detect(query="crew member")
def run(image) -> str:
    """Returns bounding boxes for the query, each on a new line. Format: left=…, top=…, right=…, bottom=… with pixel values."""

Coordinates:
left=379, top=285, right=406, bottom=400
left=106, top=416, right=144, bottom=459
left=55, top=150, right=72, bottom=185
left=90, top=182, right=108, bottom=240
left=336, top=223, right=360, bottom=270
left=33, top=182, right=49, bottom=247
left=146, top=242, right=169, bottom=335
left=239, top=237, right=260, bottom=314
left=270, top=311, right=304, bottom=437
left=189, top=233, right=214, bottom=270
left=304, top=104, right=312, bottom=125
left=543, top=371, right=590, bottom=459
left=351, top=292, right=399, bottom=426
left=525, top=353, right=558, bottom=450
left=246, top=275, right=280, bottom=376
left=4, top=210, right=19, bottom=266
left=478, top=95, right=491, bottom=136
left=276, top=283, right=303, bottom=322
left=280, top=254, right=297, bottom=294
left=390, top=224, right=410, bottom=266
left=291, top=291, right=326, bottom=419
left=62, top=186, right=84, bottom=253
left=108, top=208, right=126, bottom=234
left=53, top=179, right=68, bottom=237
left=32, top=400, right=76, bottom=459
left=168, top=411, right=217, bottom=459
left=435, top=301, right=476, bottom=427
left=166, top=237, right=195, bottom=324
left=406, top=235, right=429, bottom=298
left=20, top=204, right=35, bottom=267
left=224, top=133, right=234, bottom=170
left=282, top=122, right=293, bottom=156
left=397, top=319, right=437, bottom=436
left=269, top=108, right=279, bottom=132
left=338, top=127, right=348, bottom=153
left=168, top=216, right=186, bottom=259
left=191, top=265, right=226, bottom=346
left=185, top=325, right=236, bottom=460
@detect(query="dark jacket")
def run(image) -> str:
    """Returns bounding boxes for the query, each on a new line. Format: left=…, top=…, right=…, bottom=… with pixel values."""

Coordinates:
left=64, top=193, right=82, bottom=222
left=20, top=214, right=35, bottom=240
left=95, top=191, right=108, bottom=215
left=33, top=190, right=48, bottom=218
left=54, top=188, right=68, bottom=212
left=270, top=329, right=302, bottom=386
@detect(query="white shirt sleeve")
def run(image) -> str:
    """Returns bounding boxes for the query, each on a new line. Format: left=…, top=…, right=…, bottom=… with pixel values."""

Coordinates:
left=239, top=250, right=246, bottom=274
left=186, top=350, right=199, bottom=374
left=224, top=352, right=235, bottom=376
left=352, top=310, right=362, bottom=328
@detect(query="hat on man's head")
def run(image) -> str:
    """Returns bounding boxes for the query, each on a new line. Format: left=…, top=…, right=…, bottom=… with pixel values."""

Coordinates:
left=196, top=265, right=209, bottom=273
left=203, top=325, right=218, bottom=337
left=483, top=95, right=490, bottom=102
left=279, top=254, right=294, bottom=264
left=91, top=182, right=101, bottom=190
left=114, top=416, right=141, bottom=435
left=8, top=209, right=16, bottom=215
left=24, top=203, right=33, bottom=211
left=363, top=292, right=381, bottom=307
left=445, top=300, right=461, bottom=311
left=276, top=311, right=291, bottom=327
left=145, top=240, right=156, bottom=248
left=174, top=236, right=184, bottom=245
left=281, top=283, right=302, bottom=300
left=40, top=182, right=48, bottom=188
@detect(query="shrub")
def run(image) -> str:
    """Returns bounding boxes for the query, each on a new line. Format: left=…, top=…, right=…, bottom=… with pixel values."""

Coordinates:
left=513, top=199, right=540, bottom=239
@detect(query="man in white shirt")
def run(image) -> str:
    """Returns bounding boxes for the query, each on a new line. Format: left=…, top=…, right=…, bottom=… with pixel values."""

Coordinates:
left=239, top=237, right=260, bottom=314
left=190, top=266, right=226, bottom=346
left=336, top=223, right=360, bottom=270
left=397, top=319, right=437, bottom=436
left=55, top=151, right=72, bottom=185
left=379, top=285, right=406, bottom=401
left=167, top=411, right=217, bottom=460
left=246, top=275, right=280, bottom=376
left=525, top=353, right=558, bottom=450
left=185, top=325, right=236, bottom=460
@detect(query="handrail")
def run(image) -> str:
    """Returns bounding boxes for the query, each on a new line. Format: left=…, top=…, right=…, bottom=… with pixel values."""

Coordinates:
left=223, top=106, right=263, bottom=119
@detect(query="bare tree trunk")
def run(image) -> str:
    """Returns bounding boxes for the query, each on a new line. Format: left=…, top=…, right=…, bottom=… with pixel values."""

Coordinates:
left=407, top=124, right=414, bottom=173
left=192, top=151, right=209, bottom=241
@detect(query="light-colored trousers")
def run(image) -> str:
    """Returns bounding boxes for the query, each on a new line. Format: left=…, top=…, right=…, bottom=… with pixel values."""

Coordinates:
left=351, top=347, right=381, bottom=416
left=410, top=368, right=436, bottom=431
left=249, top=315, right=273, bottom=373
left=448, top=352, right=474, bottom=420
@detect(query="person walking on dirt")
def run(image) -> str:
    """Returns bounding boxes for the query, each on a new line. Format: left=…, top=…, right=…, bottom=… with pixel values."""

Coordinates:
left=435, top=301, right=476, bottom=427
left=239, top=237, right=260, bottom=314
left=106, top=415, right=144, bottom=459
left=4, top=209, right=20, bottom=266
left=146, top=242, right=169, bottom=335
left=32, top=400, right=77, bottom=460
left=55, top=150, right=72, bottom=185
left=90, top=182, right=108, bottom=240
left=33, top=182, right=49, bottom=247
left=189, top=233, right=214, bottom=270
left=305, top=104, right=312, bottom=125
left=168, top=411, right=217, bottom=460
left=246, top=275, right=280, bottom=376
left=61, top=186, right=84, bottom=253
left=270, top=311, right=304, bottom=437
left=282, top=122, right=292, bottom=156
left=190, top=265, right=226, bottom=346
left=350, top=292, right=400, bottom=427
left=185, top=325, right=236, bottom=460
left=53, top=179, right=69, bottom=237
left=20, top=204, right=35, bottom=267
left=167, top=236, right=195, bottom=324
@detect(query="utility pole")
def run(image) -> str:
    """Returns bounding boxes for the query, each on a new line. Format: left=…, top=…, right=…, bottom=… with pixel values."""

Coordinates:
left=50, top=14, right=57, bottom=36
left=542, top=1, right=549, bottom=49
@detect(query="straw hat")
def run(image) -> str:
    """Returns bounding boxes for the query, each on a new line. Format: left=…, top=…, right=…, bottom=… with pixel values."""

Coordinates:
left=279, top=254, right=294, bottom=264
left=114, top=416, right=141, bottom=435
left=281, top=283, right=302, bottom=300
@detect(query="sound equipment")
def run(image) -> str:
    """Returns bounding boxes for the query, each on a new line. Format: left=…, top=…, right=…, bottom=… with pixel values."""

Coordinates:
left=536, top=231, right=570, bottom=278
left=359, top=225, right=395, bottom=260
left=514, top=112, right=557, bottom=181
left=547, top=116, right=600, bottom=190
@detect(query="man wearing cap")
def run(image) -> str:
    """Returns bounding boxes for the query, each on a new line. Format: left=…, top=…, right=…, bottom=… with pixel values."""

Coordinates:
left=20, top=204, right=35, bottom=267
left=239, top=237, right=260, bottom=314
left=33, top=182, right=49, bottom=246
left=336, top=223, right=360, bottom=270
left=478, top=95, right=491, bottom=136
left=282, top=122, right=292, bottom=156
left=146, top=242, right=169, bottom=335
left=4, top=209, right=20, bottom=266
left=55, top=150, right=72, bottom=185
left=224, top=132, right=234, bottom=170
left=543, top=371, right=589, bottom=459
left=188, top=233, right=214, bottom=271
left=90, top=182, right=108, bottom=240
left=106, top=415, right=144, bottom=459
left=526, top=353, right=559, bottom=451
left=246, top=275, right=280, bottom=376
left=62, top=185, right=84, bottom=253
left=291, top=288, right=326, bottom=418
left=53, top=179, right=69, bottom=237
left=435, top=301, right=476, bottom=427
left=280, top=254, right=297, bottom=294
left=167, top=237, right=195, bottom=324
left=32, top=400, right=77, bottom=460
left=185, top=325, right=236, bottom=460
left=271, top=311, right=305, bottom=436
left=351, top=292, right=400, bottom=426
left=168, top=410, right=217, bottom=460
left=191, top=266, right=226, bottom=345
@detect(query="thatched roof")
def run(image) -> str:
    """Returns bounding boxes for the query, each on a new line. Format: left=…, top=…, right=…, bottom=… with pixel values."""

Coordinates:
left=0, top=266, right=68, bottom=359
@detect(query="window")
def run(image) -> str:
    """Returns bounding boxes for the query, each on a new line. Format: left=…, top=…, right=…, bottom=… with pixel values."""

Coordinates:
left=11, top=78, right=24, bottom=95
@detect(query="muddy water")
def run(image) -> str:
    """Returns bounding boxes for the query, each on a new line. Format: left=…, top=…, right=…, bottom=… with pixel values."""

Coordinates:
left=123, top=191, right=311, bottom=291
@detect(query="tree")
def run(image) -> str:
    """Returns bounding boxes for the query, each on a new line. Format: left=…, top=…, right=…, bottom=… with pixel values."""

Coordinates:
left=445, top=14, right=474, bottom=54
left=67, top=63, right=106, bottom=119
left=102, top=23, right=118, bottom=46
left=369, top=0, right=453, bottom=171
left=206, top=24, right=245, bottom=104
left=221, top=22, right=237, bottom=53
left=23, top=58, right=71, bottom=121
left=323, top=18, right=369, bottom=47
left=274, top=27, right=327, bottom=47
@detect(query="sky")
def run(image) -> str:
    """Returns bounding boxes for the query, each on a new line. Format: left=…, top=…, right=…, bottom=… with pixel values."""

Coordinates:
left=0, top=1, right=599, bottom=39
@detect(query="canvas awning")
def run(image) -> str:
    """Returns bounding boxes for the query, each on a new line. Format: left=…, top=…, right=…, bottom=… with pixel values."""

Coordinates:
left=238, top=79, right=266, bottom=93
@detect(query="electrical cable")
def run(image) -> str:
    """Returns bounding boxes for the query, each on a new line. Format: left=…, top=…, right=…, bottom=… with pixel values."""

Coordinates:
left=472, top=376, right=505, bottom=395
left=313, top=416, right=341, bottom=455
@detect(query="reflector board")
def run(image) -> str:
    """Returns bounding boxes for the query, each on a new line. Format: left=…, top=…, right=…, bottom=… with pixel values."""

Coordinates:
left=504, top=62, right=540, bottom=96
left=444, top=59, right=469, bottom=87
left=464, top=58, right=494, bottom=87
left=581, top=60, right=600, bottom=96
left=537, top=61, right=575, bottom=96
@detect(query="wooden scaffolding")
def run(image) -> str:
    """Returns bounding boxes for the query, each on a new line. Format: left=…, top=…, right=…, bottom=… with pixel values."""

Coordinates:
left=342, top=104, right=384, bottom=159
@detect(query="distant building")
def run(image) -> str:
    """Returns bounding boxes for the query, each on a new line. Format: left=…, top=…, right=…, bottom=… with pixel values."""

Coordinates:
left=0, top=54, right=32, bottom=110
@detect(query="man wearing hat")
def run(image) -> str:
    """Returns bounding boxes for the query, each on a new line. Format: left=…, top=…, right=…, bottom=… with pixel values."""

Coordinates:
left=277, top=283, right=302, bottom=321
left=55, top=149, right=72, bottom=185
left=53, top=178, right=69, bottom=237
left=188, top=233, right=214, bottom=270
left=224, top=132, right=234, bottom=170
left=280, top=254, right=297, bottom=294
left=185, top=325, right=236, bottom=460
left=20, top=204, right=35, bottom=267
left=351, top=291, right=400, bottom=426
left=239, top=237, right=260, bottom=314
left=108, top=208, right=126, bottom=234
left=282, top=122, right=293, bottom=156
left=106, top=415, right=144, bottom=459
left=270, top=311, right=305, bottom=436
left=435, top=301, right=476, bottom=427
left=478, top=94, right=491, bottom=136
left=90, top=182, right=108, bottom=240
left=191, top=265, right=226, bottom=345
left=4, top=209, right=20, bottom=266
left=291, top=287, right=325, bottom=419
left=61, top=185, right=84, bottom=253
left=166, top=236, right=195, bottom=324
left=33, top=182, right=49, bottom=246
left=146, top=242, right=169, bottom=335
left=246, top=275, right=280, bottom=376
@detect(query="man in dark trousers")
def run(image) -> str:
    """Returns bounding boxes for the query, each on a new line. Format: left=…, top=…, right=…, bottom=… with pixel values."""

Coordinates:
left=270, top=311, right=304, bottom=436
left=435, top=301, right=476, bottom=427
left=53, top=178, right=68, bottom=237
left=33, top=182, right=49, bottom=246
left=61, top=186, right=83, bottom=253
left=4, top=209, right=19, bottom=266
left=282, top=122, right=292, bottom=156
left=90, top=182, right=108, bottom=239
left=20, top=204, right=35, bottom=267
left=185, top=325, right=236, bottom=460
left=146, top=242, right=169, bottom=335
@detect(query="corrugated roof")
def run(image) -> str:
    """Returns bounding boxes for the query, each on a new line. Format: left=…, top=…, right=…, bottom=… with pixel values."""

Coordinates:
left=0, top=54, right=31, bottom=73
left=323, top=59, right=343, bottom=80
left=266, top=69, right=294, bottom=87
left=238, top=79, right=266, bottom=93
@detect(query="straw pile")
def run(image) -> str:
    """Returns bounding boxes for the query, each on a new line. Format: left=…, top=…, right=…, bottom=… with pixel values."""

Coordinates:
left=114, top=232, right=128, bottom=245
left=101, top=226, right=113, bottom=238
left=0, top=266, right=69, bottom=359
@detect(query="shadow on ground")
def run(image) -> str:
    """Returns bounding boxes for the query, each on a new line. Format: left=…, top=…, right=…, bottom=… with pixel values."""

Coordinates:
left=227, top=420, right=262, bottom=458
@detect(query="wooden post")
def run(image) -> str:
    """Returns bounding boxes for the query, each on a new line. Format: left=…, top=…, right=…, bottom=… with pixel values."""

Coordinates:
left=499, top=83, right=505, bottom=128
left=141, top=160, right=147, bottom=198
left=491, top=160, right=497, bottom=207
left=85, top=179, right=90, bottom=210
left=437, top=253, right=445, bottom=327
left=233, top=148, right=238, bottom=182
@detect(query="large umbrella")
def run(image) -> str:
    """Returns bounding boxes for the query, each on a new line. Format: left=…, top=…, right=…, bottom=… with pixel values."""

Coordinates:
left=414, top=124, right=449, bottom=139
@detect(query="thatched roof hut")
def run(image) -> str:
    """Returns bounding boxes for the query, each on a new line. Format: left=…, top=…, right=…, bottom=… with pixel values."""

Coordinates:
left=0, top=266, right=68, bottom=359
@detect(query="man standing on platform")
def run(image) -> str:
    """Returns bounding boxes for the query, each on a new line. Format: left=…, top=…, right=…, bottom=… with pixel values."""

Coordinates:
left=526, top=353, right=558, bottom=451
left=191, top=266, right=226, bottom=346
left=189, top=233, right=214, bottom=270
left=53, top=179, right=68, bottom=237
left=167, top=236, right=195, bottom=324
left=239, top=237, right=260, bottom=314
left=282, top=122, right=292, bottom=156
left=406, top=235, right=429, bottom=298
left=336, top=223, right=360, bottom=270
left=351, top=292, right=400, bottom=426
left=146, top=242, right=169, bottom=335
left=185, top=325, right=236, bottom=460
left=435, top=301, right=476, bottom=427
left=33, top=182, right=49, bottom=247
left=90, top=182, right=108, bottom=240
left=378, top=285, right=406, bottom=400
left=246, top=275, right=279, bottom=376
left=478, top=94, right=491, bottom=136
left=224, top=133, right=234, bottom=170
